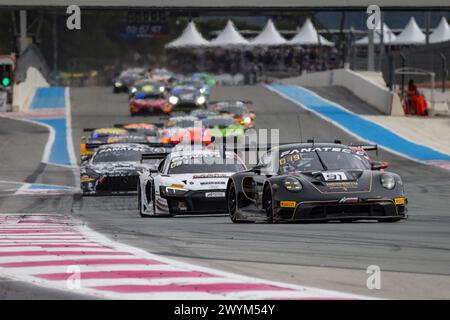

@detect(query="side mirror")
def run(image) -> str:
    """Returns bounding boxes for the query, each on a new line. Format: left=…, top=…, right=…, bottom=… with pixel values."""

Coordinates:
left=80, top=155, right=90, bottom=164
left=371, top=161, right=389, bottom=170
left=157, top=159, right=165, bottom=173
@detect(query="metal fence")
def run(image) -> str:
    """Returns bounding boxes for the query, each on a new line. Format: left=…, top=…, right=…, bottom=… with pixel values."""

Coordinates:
left=381, top=41, right=450, bottom=91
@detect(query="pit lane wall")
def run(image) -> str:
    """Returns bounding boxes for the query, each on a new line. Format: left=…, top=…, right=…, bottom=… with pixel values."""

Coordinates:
left=13, top=66, right=49, bottom=112
left=281, top=68, right=404, bottom=116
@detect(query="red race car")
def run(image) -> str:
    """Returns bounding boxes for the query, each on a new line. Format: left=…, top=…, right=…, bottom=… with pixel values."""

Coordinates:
left=129, top=82, right=173, bottom=116
left=161, top=116, right=213, bottom=146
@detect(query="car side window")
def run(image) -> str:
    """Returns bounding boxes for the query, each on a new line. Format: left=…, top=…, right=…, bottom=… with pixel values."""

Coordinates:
left=259, top=152, right=274, bottom=175
left=158, top=159, right=166, bottom=173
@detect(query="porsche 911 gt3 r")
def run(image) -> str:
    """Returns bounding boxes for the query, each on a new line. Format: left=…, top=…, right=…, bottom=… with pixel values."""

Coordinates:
left=137, top=147, right=246, bottom=217
left=226, top=142, right=408, bottom=223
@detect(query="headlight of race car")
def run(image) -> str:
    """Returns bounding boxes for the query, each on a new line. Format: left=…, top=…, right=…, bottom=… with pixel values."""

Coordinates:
left=159, top=86, right=165, bottom=92
left=283, top=177, right=302, bottom=192
left=381, top=174, right=396, bottom=190
left=80, top=175, right=96, bottom=183
left=130, top=87, right=138, bottom=94
left=114, top=81, right=122, bottom=87
left=169, top=96, right=179, bottom=105
left=196, top=96, right=206, bottom=105
left=160, top=186, right=187, bottom=196
left=241, top=117, right=251, bottom=124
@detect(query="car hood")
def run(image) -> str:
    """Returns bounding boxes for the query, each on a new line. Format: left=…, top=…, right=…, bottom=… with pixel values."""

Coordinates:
left=294, top=170, right=372, bottom=193
left=84, top=161, right=157, bottom=175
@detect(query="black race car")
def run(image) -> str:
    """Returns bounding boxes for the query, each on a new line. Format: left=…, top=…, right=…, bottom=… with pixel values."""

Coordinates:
left=168, top=85, right=207, bottom=112
left=80, top=143, right=167, bottom=195
left=226, top=142, right=408, bottom=223
left=112, top=68, right=147, bottom=93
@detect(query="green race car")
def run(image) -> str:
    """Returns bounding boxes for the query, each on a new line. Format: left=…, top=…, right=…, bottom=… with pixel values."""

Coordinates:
left=192, top=73, right=216, bottom=87
left=201, top=115, right=245, bottom=139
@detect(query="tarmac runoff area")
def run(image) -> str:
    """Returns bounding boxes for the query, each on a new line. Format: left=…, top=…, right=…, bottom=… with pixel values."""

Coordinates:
left=363, top=115, right=450, bottom=157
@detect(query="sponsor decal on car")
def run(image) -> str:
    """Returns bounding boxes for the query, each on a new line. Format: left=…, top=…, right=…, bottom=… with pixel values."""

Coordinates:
left=394, top=197, right=406, bottom=205
left=205, top=192, right=226, bottom=198
left=280, top=201, right=296, bottom=208
left=325, top=181, right=359, bottom=189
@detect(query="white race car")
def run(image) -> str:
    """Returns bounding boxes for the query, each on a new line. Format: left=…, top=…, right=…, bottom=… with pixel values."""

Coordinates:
left=137, top=146, right=246, bottom=217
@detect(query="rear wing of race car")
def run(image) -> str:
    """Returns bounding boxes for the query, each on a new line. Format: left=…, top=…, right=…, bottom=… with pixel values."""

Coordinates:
left=349, top=143, right=379, bottom=156
left=113, top=123, right=166, bottom=129
left=208, top=100, right=253, bottom=105
left=212, top=136, right=279, bottom=159
left=306, top=139, right=378, bottom=153
left=85, top=141, right=174, bottom=150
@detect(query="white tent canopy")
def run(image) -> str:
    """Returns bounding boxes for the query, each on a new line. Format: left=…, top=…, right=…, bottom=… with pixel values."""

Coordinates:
left=250, top=19, right=287, bottom=46
left=288, top=18, right=334, bottom=46
left=430, top=17, right=450, bottom=44
left=209, top=20, right=249, bottom=47
left=355, top=22, right=397, bottom=45
left=165, top=21, right=209, bottom=48
left=391, top=17, right=426, bottom=45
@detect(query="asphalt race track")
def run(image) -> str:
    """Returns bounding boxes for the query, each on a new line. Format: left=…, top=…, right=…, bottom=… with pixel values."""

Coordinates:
left=1, top=85, right=450, bottom=299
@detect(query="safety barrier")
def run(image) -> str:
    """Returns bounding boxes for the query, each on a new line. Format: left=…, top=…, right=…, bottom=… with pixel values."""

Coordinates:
left=12, top=66, right=49, bottom=112
left=281, top=68, right=404, bottom=115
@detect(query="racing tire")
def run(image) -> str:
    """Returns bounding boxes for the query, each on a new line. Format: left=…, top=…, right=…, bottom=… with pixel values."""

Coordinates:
left=378, top=218, right=402, bottom=223
left=263, top=186, right=274, bottom=224
left=138, top=184, right=147, bottom=218
left=228, top=182, right=242, bottom=223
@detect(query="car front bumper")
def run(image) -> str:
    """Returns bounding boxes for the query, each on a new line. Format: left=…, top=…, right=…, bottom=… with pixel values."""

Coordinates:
left=275, top=198, right=408, bottom=222
left=162, top=189, right=227, bottom=215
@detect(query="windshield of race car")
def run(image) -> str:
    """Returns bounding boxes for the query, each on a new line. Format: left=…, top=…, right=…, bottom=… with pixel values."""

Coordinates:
left=217, top=105, right=246, bottom=116
left=167, top=119, right=198, bottom=128
left=278, top=147, right=371, bottom=174
left=168, top=154, right=245, bottom=174
left=134, top=92, right=164, bottom=100
left=202, top=116, right=234, bottom=128
left=92, top=146, right=146, bottom=163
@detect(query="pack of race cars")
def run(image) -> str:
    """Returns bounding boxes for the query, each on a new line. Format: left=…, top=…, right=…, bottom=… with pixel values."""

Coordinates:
left=79, top=69, right=408, bottom=223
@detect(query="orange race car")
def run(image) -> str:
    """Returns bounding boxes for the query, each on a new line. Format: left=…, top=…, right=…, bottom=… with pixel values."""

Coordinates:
left=210, top=100, right=256, bottom=129
left=160, top=116, right=213, bottom=146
